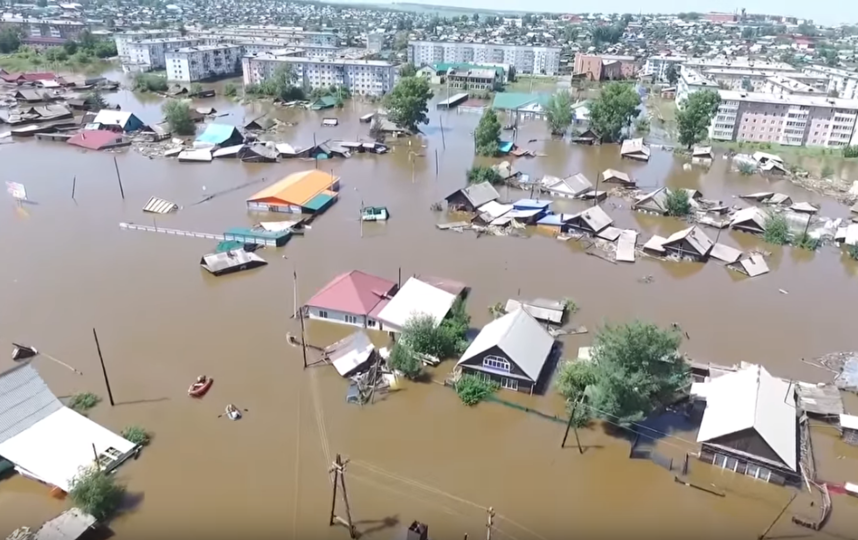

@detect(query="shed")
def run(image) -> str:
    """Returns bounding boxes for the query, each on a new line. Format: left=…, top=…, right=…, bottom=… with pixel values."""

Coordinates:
left=66, top=130, right=123, bottom=150
left=790, top=202, right=819, bottom=214
left=142, top=196, right=179, bottom=214
left=795, top=382, right=844, bottom=418
left=200, top=249, right=267, bottom=276
left=734, top=254, right=770, bottom=277
left=601, top=169, right=634, bottom=186
left=475, top=201, right=513, bottom=224
left=620, top=138, right=651, bottom=161
left=239, top=143, right=279, bottom=163
left=767, top=193, right=793, bottom=206
left=633, top=187, right=670, bottom=214
left=692, top=146, right=714, bottom=160
left=565, top=206, right=613, bottom=235
left=195, top=123, right=244, bottom=148
left=325, top=331, right=376, bottom=377
left=503, top=298, right=565, bottom=325
left=310, top=95, right=338, bottom=110
left=662, top=225, right=714, bottom=261
left=696, top=364, right=799, bottom=484
left=709, top=243, right=743, bottom=264
left=753, top=151, right=784, bottom=165
left=840, top=414, right=858, bottom=445
left=730, top=206, right=769, bottom=235
left=247, top=170, right=340, bottom=214
left=177, top=149, right=213, bottom=162
left=543, top=174, right=592, bottom=198
left=377, top=277, right=457, bottom=333
left=571, top=128, right=599, bottom=144
left=445, top=182, right=500, bottom=212
left=222, top=227, right=291, bottom=247
left=92, top=110, right=144, bottom=132
left=456, top=308, right=555, bottom=394
left=0, top=363, right=137, bottom=492
left=244, top=116, right=276, bottom=131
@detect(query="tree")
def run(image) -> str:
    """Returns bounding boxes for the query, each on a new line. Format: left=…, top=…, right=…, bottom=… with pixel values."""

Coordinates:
left=398, top=62, right=417, bottom=77
left=556, top=321, right=688, bottom=426
left=388, top=343, right=422, bottom=379
left=798, top=22, right=817, bottom=36
left=78, top=30, right=97, bottom=51
left=133, top=73, right=168, bottom=92
left=63, top=39, right=78, bottom=55
left=588, top=82, right=641, bottom=142
left=472, top=12, right=479, bottom=22
left=190, top=82, right=203, bottom=95
left=0, top=27, right=21, bottom=54
left=36, top=0, right=47, bottom=7
left=85, top=90, right=107, bottom=110
left=741, top=27, right=755, bottom=40
left=224, top=82, right=237, bottom=97
left=763, top=213, right=789, bottom=245
left=474, top=108, right=501, bottom=156
left=676, top=89, right=721, bottom=149
left=466, top=165, right=502, bottom=185
left=45, top=47, right=69, bottom=63
left=69, top=469, right=125, bottom=521
left=162, top=100, right=196, bottom=135
left=383, top=76, right=433, bottom=133
left=665, top=189, right=691, bottom=217
left=665, top=63, right=679, bottom=86
left=545, top=90, right=573, bottom=136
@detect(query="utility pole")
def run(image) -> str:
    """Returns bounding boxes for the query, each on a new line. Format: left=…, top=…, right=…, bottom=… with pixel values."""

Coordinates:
left=92, top=328, right=115, bottom=406
left=329, top=454, right=357, bottom=539
left=485, top=507, right=495, bottom=540
left=439, top=115, right=446, bottom=150
left=561, top=395, right=584, bottom=454
left=71, top=176, right=76, bottom=200
left=294, top=270, right=308, bottom=369
left=758, top=492, right=796, bottom=540
left=113, top=156, right=125, bottom=200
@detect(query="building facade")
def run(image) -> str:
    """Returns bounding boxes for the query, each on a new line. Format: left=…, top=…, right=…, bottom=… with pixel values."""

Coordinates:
left=127, top=37, right=203, bottom=70
left=242, top=53, right=397, bottom=96
left=165, top=45, right=244, bottom=82
left=804, top=65, right=858, bottom=100
left=189, top=27, right=337, bottom=47
left=573, top=53, right=636, bottom=81
left=644, top=55, right=795, bottom=83
left=366, top=32, right=384, bottom=53
left=445, top=67, right=502, bottom=91
left=0, top=18, right=86, bottom=44
left=709, top=90, right=858, bottom=148
left=114, top=29, right=182, bottom=62
left=407, top=40, right=561, bottom=76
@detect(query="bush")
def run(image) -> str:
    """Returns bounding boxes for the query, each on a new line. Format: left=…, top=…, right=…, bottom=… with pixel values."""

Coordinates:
left=455, top=374, right=499, bottom=406
left=120, top=425, right=150, bottom=446
left=821, top=163, right=834, bottom=178
left=844, top=146, right=858, bottom=158
left=190, top=82, right=203, bottom=95
left=847, top=244, right=858, bottom=261
left=133, top=73, right=168, bottom=93
left=224, top=82, right=237, bottom=97
left=68, top=392, right=100, bottom=413
left=162, top=100, right=195, bottom=135
left=387, top=343, right=421, bottom=379
left=68, top=469, right=125, bottom=521
left=665, top=189, right=691, bottom=217
left=737, top=161, right=756, bottom=175
left=466, top=165, right=502, bottom=185
left=793, top=232, right=818, bottom=251
left=763, top=213, right=790, bottom=245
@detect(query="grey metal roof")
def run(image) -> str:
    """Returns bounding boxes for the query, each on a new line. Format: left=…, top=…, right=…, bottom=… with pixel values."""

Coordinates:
left=0, top=363, right=63, bottom=445
left=575, top=206, right=613, bottom=233
left=633, top=187, right=669, bottom=213
left=601, top=168, right=633, bottom=185
left=665, top=225, right=713, bottom=256
left=460, top=182, right=500, bottom=208
left=504, top=298, right=564, bottom=324
left=200, top=250, right=267, bottom=274
left=142, top=196, right=178, bottom=214
left=34, top=508, right=96, bottom=540
left=457, top=308, right=554, bottom=382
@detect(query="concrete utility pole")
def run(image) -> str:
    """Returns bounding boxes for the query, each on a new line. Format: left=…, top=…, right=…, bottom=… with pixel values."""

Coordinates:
left=485, top=507, right=495, bottom=540
left=329, top=454, right=357, bottom=539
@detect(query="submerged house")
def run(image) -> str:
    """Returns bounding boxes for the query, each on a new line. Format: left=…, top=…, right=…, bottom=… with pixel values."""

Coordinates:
left=456, top=308, right=555, bottom=394
left=246, top=170, right=340, bottom=214
left=0, top=363, right=138, bottom=492
left=325, top=331, right=376, bottom=377
left=195, top=123, right=244, bottom=148
left=376, top=277, right=458, bottom=333
left=200, top=249, right=268, bottom=276
left=91, top=110, right=145, bottom=133
left=445, top=182, right=500, bottom=212
left=730, top=206, right=769, bottom=235
left=302, top=270, right=398, bottom=330
left=601, top=169, right=634, bottom=187
left=66, top=130, right=124, bottom=151
left=620, top=138, right=651, bottom=161
left=633, top=187, right=670, bottom=215
left=662, top=225, right=714, bottom=261
left=565, top=206, right=613, bottom=235
left=542, top=174, right=592, bottom=199
left=694, top=364, right=800, bottom=485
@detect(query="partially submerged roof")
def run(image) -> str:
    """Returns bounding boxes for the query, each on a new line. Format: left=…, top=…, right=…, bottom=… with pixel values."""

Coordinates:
left=477, top=200, right=513, bottom=221
left=738, top=254, right=770, bottom=277
left=620, top=137, right=651, bottom=159
left=413, top=274, right=467, bottom=296
left=601, top=168, right=633, bottom=185
left=195, top=123, right=242, bottom=146
left=643, top=234, right=667, bottom=254
left=545, top=173, right=592, bottom=197
left=377, top=277, right=457, bottom=331
left=753, top=151, right=784, bottom=164
left=696, top=364, right=797, bottom=471
left=304, top=270, right=397, bottom=316
left=142, top=196, right=179, bottom=214
left=325, top=331, right=375, bottom=377
left=0, top=363, right=63, bottom=445
left=790, top=202, right=819, bottom=214
left=92, top=110, right=138, bottom=129
left=634, top=187, right=669, bottom=213
left=504, top=298, right=564, bottom=324
left=66, top=130, right=123, bottom=150
left=664, top=225, right=714, bottom=256
left=709, top=243, right=743, bottom=264
left=247, top=170, right=338, bottom=207
left=616, top=229, right=637, bottom=262
left=730, top=206, right=769, bottom=229
left=200, top=250, right=267, bottom=275
left=447, top=182, right=499, bottom=208
left=571, top=206, right=613, bottom=233
left=457, top=308, right=554, bottom=382
left=692, top=145, right=713, bottom=158
left=33, top=508, right=96, bottom=540
left=795, top=382, right=844, bottom=416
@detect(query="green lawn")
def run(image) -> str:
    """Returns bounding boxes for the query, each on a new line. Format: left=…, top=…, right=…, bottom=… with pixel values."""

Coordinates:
left=0, top=50, right=114, bottom=75
left=505, top=76, right=559, bottom=93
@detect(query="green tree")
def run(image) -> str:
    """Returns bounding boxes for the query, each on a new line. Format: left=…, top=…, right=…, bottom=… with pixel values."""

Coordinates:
left=0, top=27, right=21, bottom=54
left=847, top=244, right=858, bottom=261
left=472, top=12, right=479, bottom=22
left=665, top=189, right=691, bottom=217
left=45, top=47, right=69, bottom=63
left=383, top=76, right=433, bottom=133
left=474, top=108, right=501, bottom=156
left=85, top=90, right=107, bottom=110
left=63, top=39, right=78, bottom=55
left=741, top=27, right=755, bottom=39
left=676, top=89, right=721, bottom=149
left=588, top=82, right=641, bottom=142
left=556, top=321, right=687, bottom=426
left=133, top=72, right=168, bottom=92
left=388, top=343, right=422, bottom=379
left=162, top=100, right=196, bottom=135
left=36, top=0, right=47, bottom=6
left=763, top=213, right=789, bottom=245
left=69, top=469, right=125, bottom=521
left=798, top=22, right=817, bottom=36
left=224, top=82, right=238, bottom=97
left=466, top=165, right=502, bottom=185
left=398, top=62, right=418, bottom=77
left=665, top=63, right=679, bottom=86
left=545, top=90, right=573, bottom=136
left=93, top=40, right=117, bottom=58
left=78, top=29, right=97, bottom=50
left=190, top=82, right=203, bottom=95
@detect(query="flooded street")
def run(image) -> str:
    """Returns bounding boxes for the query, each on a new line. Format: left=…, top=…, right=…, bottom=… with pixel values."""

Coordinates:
left=2, top=78, right=858, bottom=539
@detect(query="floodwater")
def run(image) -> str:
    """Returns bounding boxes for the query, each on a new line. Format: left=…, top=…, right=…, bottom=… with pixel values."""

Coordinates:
left=2, top=74, right=858, bottom=540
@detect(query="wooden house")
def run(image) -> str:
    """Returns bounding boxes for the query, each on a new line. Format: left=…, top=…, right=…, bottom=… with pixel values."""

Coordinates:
left=730, top=207, right=769, bottom=235
left=662, top=225, right=714, bottom=261
left=564, top=206, right=613, bottom=235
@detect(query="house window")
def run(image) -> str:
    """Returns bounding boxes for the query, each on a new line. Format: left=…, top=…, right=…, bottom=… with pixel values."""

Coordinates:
left=501, top=377, right=518, bottom=391
left=483, top=355, right=511, bottom=372
left=318, top=310, right=329, bottom=319
left=367, top=319, right=377, bottom=328
left=344, top=314, right=359, bottom=325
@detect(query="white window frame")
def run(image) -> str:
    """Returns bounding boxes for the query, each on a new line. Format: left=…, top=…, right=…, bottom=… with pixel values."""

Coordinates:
left=500, top=377, right=518, bottom=391
left=318, top=310, right=329, bottom=319
left=344, top=314, right=359, bottom=325
left=483, top=355, right=511, bottom=372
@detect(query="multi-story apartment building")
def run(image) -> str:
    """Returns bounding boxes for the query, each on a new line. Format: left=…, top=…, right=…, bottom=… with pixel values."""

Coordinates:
left=445, top=67, right=502, bottom=91
left=763, top=76, right=823, bottom=97
left=676, top=68, right=721, bottom=106
left=242, top=52, right=397, bottom=96
left=573, top=53, right=637, bottom=81
left=645, top=56, right=795, bottom=82
left=407, top=40, right=561, bottom=76
left=189, top=27, right=337, bottom=47
left=166, top=44, right=244, bottom=82
left=700, top=68, right=827, bottom=93
left=709, top=90, right=858, bottom=148
left=366, top=32, right=385, bottom=53
left=114, top=29, right=182, bottom=62
left=0, top=17, right=87, bottom=44
left=803, top=65, right=858, bottom=100
left=127, top=37, right=203, bottom=70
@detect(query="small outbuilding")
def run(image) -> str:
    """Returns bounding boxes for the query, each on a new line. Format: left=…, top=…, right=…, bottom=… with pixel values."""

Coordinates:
left=600, top=169, right=634, bottom=187
left=564, top=206, right=613, bottom=235
left=445, top=182, right=500, bottom=212
left=620, top=138, right=651, bottom=161
left=195, top=123, right=244, bottom=148
left=542, top=174, right=592, bottom=198
left=662, top=225, right=714, bottom=261
left=633, top=187, right=670, bottom=215
left=200, top=249, right=268, bottom=276
left=376, top=277, right=458, bottom=333
left=504, top=298, right=565, bottom=325
left=325, top=331, right=376, bottom=377
left=91, top=110, right=145, bottom=132
left=730, top=206, right=769, bottom=235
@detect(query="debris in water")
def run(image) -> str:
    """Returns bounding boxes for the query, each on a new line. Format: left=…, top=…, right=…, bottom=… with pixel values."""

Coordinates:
left=638, top=275, right=654, bottom=284
left=779, top=289, right=789, bottom=295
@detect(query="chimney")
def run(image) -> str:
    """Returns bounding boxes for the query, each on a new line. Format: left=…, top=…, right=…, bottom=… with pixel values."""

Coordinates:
left=407, top=521, right=429, bottom=540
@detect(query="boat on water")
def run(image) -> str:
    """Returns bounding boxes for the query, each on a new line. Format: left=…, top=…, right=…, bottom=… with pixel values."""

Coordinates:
left=11, top=343, right=38, bottom=361
left=225, top=404, right=242, bottom=420
left=361, top=206, right=389, bottom=222
left=188, top=375, right=213, bottom=397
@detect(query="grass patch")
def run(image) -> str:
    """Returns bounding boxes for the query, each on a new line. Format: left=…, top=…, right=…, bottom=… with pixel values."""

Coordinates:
left=455, top=374, right=499, bottom=406
left=68, top=392, right=100, bottom=413
left=794, top=232, right=818, bottom=251
left=763, top=213, right=790, bottom=245
left=0, top=49, right=114, bottom=75
left=713, top=139, right=856, bottom=161
left=505, top=75, right=559, bottom=93
left=120, top=425, right=150, bottom=446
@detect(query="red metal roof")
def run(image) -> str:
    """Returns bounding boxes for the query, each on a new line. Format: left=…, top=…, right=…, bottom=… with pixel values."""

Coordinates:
left=304, top=270, right=396, bottom=316
left=67, top=130, right=123, bottom=151
left=0, top=72, right=56, bottom=83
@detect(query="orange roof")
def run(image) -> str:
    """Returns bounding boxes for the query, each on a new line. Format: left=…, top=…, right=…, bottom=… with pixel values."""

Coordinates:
left=247, top=170, right=338, bottom=206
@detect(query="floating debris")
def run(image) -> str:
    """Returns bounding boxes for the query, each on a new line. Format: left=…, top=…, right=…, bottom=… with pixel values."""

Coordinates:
left=142, top=196, right=179, bottom=214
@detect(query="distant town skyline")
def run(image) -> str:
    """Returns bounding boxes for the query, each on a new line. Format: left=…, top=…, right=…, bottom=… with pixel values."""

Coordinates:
left=363, top=0, right=855, bottom=26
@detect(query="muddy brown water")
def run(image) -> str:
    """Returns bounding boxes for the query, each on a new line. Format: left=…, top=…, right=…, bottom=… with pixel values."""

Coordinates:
left=2, top=76, right=858, bottom=539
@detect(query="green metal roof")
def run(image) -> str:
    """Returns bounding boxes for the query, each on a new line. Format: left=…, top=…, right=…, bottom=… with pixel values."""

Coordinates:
left=310, top=95, right=338, bottom=110
left=432, top=62, right=505, bottom=78
left=303, top=193, right=336, bottom=212
left=491, top=92, right=550, bottom=111
left=224, top=227, right=290, bottom=239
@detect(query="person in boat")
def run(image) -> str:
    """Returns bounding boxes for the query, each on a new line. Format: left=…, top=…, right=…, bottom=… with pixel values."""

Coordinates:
left=192, top=375, right=207, bottom=389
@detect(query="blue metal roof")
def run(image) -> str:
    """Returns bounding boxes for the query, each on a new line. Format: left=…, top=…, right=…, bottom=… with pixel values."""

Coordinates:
left=196, top=123, right=240, bottom=145
left=498, top=141, right=514, bottom=154
left=513, top=198, right=552, bottom=210
left=536, top=213, right=574, bottom=226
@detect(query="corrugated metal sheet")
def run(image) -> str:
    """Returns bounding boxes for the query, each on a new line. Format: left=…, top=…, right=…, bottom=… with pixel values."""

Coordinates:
left=142, top=196, right=178, bottom=214
left=504, top=299, right=564, bottom=324
left=0, top=364, right=63, bottom=445
left=616, top=230, right=637, bottom=262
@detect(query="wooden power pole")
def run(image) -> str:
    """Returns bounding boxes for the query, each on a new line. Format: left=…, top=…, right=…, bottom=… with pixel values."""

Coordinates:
left=329, top=454, right=357, bottom=539
left=561, top=395, right=584, bottom=454
left=486, top=507, right=495, bottom=540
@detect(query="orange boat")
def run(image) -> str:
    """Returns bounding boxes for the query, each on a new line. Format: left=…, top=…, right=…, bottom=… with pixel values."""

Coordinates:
left=188, top=375, right=213, bottom=398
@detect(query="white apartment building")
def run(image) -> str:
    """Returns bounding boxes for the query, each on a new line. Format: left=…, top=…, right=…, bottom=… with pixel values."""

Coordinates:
left=645, top=55, right=795, bottom=82
left=407, top=41, right=561, bottom=76
left=165, top=44, right=244, bottom=82
left=189, top=27, right=337, bottom=47
left=643, top=55, right=683, bottom=81
left=114, top=29, right=181, bottom=62
left=804, top=65, right=858, bottom=100
left=367, top=32, right=384, bottom=53
left=709, top=90, right=858, bottom=148
left=127, top=37, right=203, bottom=70
left=763, top=76, right=822, bottom=97
left=676, top=68, right=721, bottom=106
left=242, top=53, right=397, bottom=96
